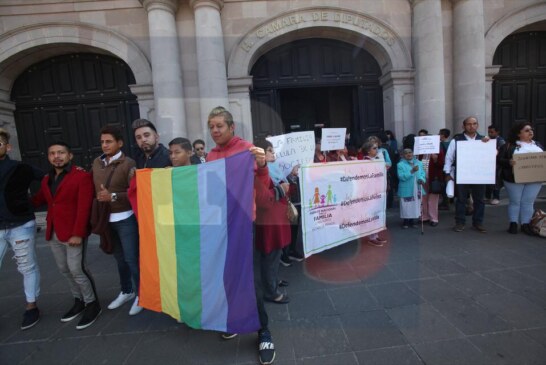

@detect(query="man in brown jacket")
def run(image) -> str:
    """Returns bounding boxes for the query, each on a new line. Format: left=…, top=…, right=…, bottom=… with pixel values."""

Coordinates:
left=92, top=126, right=142, bottom=316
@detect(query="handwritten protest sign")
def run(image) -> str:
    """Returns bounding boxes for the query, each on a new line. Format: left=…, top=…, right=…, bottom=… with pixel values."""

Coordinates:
left=321, top=128, right=346, bottom=151
left=413, top=135, right=440, bottom=155
left=514, top=152, right=546, bottom=183
left=456, top=140, right=496, bottom=184
left=299, top=160, right=386, bottom=257
left=266, top=131, right=315, bottom=176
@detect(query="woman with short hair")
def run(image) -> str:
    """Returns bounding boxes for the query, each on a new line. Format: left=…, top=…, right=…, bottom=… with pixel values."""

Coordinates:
left=397, top=149, right=426, bottom=228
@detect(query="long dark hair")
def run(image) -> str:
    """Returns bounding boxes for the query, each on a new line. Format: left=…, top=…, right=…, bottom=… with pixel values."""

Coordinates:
left=507, top=121, right=532, bottom=144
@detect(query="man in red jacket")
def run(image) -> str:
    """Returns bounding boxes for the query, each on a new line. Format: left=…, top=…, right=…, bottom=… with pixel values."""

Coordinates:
left=32, top=141, right=100, bottom=330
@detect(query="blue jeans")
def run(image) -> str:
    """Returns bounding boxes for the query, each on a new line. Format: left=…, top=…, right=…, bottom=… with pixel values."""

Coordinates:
left=109, top=215, right=139, bottom=294
left=455, top=184, right=485, bottom=225
left=503, top=180, right=542, bottom=224
left=0, top=220, right=40, bottom=302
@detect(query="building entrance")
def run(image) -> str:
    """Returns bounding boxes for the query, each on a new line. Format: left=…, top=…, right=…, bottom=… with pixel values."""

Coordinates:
left=250, top=38, right=383, bottom=147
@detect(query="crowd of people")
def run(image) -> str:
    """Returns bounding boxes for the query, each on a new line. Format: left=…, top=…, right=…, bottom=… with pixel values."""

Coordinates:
left=0, top=108, right=543, bottom=365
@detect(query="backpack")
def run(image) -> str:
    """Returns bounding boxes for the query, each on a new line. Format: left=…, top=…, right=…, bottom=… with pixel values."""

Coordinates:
left=530, top=209, right=546, bottom=238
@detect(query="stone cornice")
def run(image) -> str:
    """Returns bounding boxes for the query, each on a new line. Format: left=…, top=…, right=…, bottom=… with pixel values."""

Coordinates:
left=379, top=69, right=415, bottom=88
left=227, top=76, right=253, bottom=93
left=141, top=0, right=178, bottom=14
left=190, top=0, right=223, bottom=11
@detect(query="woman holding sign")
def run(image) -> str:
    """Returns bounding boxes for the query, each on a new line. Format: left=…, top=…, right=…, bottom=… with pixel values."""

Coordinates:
left=498, top=122, right=544, bottom=235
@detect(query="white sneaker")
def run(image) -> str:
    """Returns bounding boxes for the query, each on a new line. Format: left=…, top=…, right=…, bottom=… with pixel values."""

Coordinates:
left=490, top=199, right=500, bottom=205
left=107, top=292, right=135, bottom=310
left=129, top=296, right=143, bottom=316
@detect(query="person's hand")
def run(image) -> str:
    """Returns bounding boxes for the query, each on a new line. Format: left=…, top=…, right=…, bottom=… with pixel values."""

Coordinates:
left=431, top=154, right=438, bottom=162
left=97, top=184, right=112, bottom=202
left=291, top=165, right=300, bottom=176
left=411, top=165, right=419, bottom=172
left=481, top=136, right=490, bottom=143
left=280, top=182, right=290, bottom=194
left=249, top=147, right=266, bottom=168
left=418, top=179, right=425, bottom=185
left=445, top=175, right=453, bottom=182
left=67, top=236, right=82, bottom=247
left=510, top=159, right=516, bottom=166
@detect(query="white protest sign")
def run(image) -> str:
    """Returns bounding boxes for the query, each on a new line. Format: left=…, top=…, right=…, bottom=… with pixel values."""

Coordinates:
left=413, top=135, right=440, bottom=155
left=299, top=160, right=386, bottom=258
left=266, top=131, right=315, bottom=176
left=321, top=128, right=346, bottom=151
left=456, top=140, right=496, bottom=184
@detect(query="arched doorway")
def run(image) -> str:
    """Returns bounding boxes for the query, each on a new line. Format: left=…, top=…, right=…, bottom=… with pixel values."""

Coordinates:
left=11, top=53, right=140, bottom=171
left=492, top=31, right=546, bottom=146
left=250, top=38, right=383, bottom=146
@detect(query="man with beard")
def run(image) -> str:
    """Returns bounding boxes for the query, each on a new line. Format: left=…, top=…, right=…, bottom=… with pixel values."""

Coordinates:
left=31, top=142, right=100, bottom=329
left=132, top=119, right=171, bottom=168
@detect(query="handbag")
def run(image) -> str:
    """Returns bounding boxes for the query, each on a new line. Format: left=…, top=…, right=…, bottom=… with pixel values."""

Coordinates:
left=287, top=199, right=299, bottom=224
left=430, top=178, right=444, bottom=194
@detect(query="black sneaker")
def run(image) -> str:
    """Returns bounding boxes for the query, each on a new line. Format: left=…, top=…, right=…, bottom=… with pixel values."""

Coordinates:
left=279, top=255, right=292, bottom=267
left=21, top=307, right=40, bottom=330
left=258, top=329, right=275, bottom=365
left=61, top=298, right=85, bottom=322
left=76, top=301, right=101, bottom=330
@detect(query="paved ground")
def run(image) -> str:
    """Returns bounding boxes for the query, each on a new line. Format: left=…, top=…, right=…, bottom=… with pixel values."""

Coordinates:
left=1, top=190, right=546, bottom=365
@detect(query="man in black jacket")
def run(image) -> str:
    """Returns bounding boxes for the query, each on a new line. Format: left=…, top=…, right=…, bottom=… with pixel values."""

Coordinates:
left=0, top=128, right=44, bottom=330
left=132, top=119, right=171, bottom=168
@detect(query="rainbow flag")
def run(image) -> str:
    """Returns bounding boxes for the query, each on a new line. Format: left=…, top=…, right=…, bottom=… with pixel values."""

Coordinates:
left=136, top=151, right=260, bottom=334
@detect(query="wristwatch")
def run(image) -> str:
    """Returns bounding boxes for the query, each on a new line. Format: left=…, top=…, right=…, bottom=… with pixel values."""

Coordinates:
left=111, top=193, right=118, bottom=202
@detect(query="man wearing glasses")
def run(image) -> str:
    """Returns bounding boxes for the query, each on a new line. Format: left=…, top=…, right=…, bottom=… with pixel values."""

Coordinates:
left=190, top=139, right=207, bottom=165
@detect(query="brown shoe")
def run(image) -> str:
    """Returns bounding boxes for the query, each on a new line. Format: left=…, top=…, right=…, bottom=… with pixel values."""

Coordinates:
left=453, top=224, right=465, bottom=232
left=472, top=224, right=486, bottom=233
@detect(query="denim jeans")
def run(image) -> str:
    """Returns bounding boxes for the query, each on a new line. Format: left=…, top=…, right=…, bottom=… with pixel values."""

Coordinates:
left=503, top=180, right=542, bottom=224
left=0, top=220, right=40, bottom=302
left=455, top=184, right=485, bottom=225
left=109, top=214, right=139, bottom=294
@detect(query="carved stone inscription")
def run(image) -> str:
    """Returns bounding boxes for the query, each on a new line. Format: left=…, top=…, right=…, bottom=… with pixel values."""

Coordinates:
left=240, top=10, right=396, bottom=52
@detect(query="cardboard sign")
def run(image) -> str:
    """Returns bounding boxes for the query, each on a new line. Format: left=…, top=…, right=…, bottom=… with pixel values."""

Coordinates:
left=413, top=135, right=440, bottom=155
left=266, top=131, right=315, bottom=177
left=513, top=152, right=546, bottom=183
left=320, top=128, right=346, bottom=151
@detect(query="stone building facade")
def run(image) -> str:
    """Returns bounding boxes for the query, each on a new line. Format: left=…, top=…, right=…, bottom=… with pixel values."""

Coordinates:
left=0, top=0, right=544, bottom=168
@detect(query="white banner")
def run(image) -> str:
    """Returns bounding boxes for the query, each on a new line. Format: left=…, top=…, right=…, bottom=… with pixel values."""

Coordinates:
left=299, top=160, right=387, bottom=257
left=321, top=128, right=346, bottom=151
left=267, top=131, right=315, bottom=176
left=413, top=135, right=440, bottom=155
left=456, top=140, right=496, bottom=184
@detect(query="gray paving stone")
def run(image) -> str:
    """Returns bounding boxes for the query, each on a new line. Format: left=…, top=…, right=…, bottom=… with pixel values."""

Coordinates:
left=20, top=337, right=87, bottom=365
left=367, top=282, right=423, bottom=308
left=405, top=277, right=469, bottom=302
left=287, top=290, right=336, bottom=319
left=71, top=333, right=143, bottom=365
left=486, top=250, right=543, bottom=268
left=479, top=268, right=546, bottom=292
left=355, top=345, right=424, bottom=365
left=340, top=310, right=407, bottom=350
left=0, top=342, right=37, bottom=364
left=442, top=272, right=507, bottom=297
left=421, top=258, right=470, bottom=276
left=475, top=292, right=546, bottom=329
left=523, top=328, right=546, bottom=348
left=357, top=265, right=399, bottom=285
left=327, top=285, right=379, bottom=313
left=517, top=287, right=546, bottom=309
left=386, top=303, right=463, bottom=344
left=387, top=260, right=438, bottom=281
left=413, top=338, right=495, bottom=365
left=290, top=316, right=351, bottom=358
left=299, top=352, right=358, bottom=365
left=469, top=331, right=546, bottom=365
left=430, top=297, right=511, bottom=335
left=449, top=253, right=506, bottom=272
left=514, top=264, right=546, bottom=283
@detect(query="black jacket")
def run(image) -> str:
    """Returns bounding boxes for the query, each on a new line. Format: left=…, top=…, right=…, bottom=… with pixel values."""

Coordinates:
left=133, top=144, right=171, bottom=169
left=497, top=141, right=544, bottom=183
left=0, top=157, right=44, bottom=229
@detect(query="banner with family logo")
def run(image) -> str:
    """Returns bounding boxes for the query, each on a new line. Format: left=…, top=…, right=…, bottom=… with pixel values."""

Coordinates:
left=299, top=160, right=387, bottom=258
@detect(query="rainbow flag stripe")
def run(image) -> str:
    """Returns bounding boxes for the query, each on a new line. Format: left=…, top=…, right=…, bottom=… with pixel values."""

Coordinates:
left=136, top=151, right=260, bottom=334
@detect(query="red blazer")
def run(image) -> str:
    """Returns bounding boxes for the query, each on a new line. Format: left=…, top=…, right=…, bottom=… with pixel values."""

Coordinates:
left=32, top=165, right=94, bottom=242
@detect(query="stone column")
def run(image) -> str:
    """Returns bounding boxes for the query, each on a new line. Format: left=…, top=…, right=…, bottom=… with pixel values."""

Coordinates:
left=129, top=83, right=155, bottom=122
left=485, top=66, right=501, bottom=126
left=227, top=76, right=253, bottom=141
left=411, top=0, right=446, bottom=133
left=380, top=69, right=415, bottom=146
left=453, top=0, right=486, bottom=128
left=190, top=0, right=229, bottom=147
left=142, top=0, right=187, bottom=143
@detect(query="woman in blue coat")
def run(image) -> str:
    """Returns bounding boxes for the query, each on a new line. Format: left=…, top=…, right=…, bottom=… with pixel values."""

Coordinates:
left=397, top=148, right=426, bottom=228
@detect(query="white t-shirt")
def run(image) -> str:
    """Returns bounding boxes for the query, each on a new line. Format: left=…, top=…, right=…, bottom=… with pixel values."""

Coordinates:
left=514, top=140, right=543, bottom=155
